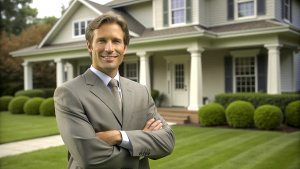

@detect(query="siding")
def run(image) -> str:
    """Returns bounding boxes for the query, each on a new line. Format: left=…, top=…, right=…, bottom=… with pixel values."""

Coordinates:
left=51, top=5, right=98, bottom=45
left=125, top=1, right=153, bottom=28
left=199, top=0, right=208, bottom=26
left=280, top=49, right=293, bottom=92
left=202, top=50, right=226, bottom=102
left=275, top=0, right=300, bottom=29
left=296, top=52, right=300, bottom=91
left=208, top=0, right=275, bottom=27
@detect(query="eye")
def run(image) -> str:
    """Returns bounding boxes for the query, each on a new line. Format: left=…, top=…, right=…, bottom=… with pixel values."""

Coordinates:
left=113, top=39, right=122, bottom=43
left=97, top=39, right=106, bottom=43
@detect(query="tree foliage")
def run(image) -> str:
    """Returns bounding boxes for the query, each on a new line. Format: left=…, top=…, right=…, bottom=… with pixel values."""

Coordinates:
left=0, top=0, right=38, bottom=35
left=0, top=24, right=54, bottom=96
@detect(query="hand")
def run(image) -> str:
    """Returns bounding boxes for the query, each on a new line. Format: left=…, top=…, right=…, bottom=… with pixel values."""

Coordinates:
left=143, top=118, right=163, bottom=131
left=95, top=130, right=122, bottom=146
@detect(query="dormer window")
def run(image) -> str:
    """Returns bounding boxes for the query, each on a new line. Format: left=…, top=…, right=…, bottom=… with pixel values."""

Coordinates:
left=163, top=0, right=192, bottom=27
left=283, top=0, right=291, bottom=22
left=73, top=19, right=92, bottom=37
left=237, top=0, right=255, bottom=18
left=227, top=0, right=266, bottom=20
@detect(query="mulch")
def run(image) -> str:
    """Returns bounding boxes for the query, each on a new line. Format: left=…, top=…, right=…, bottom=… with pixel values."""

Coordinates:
left=180, top=123, right=300, bottom=133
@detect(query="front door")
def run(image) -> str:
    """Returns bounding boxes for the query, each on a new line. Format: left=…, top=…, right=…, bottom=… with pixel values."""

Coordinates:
left=171, top=61, right=189, bottom=107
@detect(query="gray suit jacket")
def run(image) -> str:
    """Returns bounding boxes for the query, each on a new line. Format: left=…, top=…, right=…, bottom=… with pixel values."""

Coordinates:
left=54, top=69, right=175, bottom=169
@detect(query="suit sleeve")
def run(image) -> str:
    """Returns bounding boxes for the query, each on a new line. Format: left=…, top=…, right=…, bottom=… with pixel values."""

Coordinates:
left=54, top=85, right=139, bottom=169
left=125, top=86, right=175, bottom=160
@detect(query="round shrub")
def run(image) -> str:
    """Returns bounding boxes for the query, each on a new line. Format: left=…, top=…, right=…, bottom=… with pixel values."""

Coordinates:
left=254, top=105, right=283, bottom=130
left=40, top=97, right=55, bottom=116
left=0, top=96, right=14, bottom=111
left=285, top=100, right=300, bottom=128
left=15, top=89, right=45, bottom=98
left=8, top=96, right=30, bottom=114
left=198, top=103, right=225, bottom=126
left=23, top=97, right=45, bottom=115
left=225, top=101, right=255, bottom=128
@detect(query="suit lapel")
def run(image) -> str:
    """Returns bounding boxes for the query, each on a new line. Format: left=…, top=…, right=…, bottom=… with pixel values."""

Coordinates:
left=120, top=77, right=134, bottom=129
left=84, top=69, right=123, bottom=126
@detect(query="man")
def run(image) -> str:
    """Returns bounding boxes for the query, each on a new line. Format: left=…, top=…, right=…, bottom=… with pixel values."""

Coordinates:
left=54, top=11, right=175, bottom=169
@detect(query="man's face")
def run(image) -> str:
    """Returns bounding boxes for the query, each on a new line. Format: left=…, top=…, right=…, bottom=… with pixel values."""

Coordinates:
left=87, top=22, right=127, bottom=77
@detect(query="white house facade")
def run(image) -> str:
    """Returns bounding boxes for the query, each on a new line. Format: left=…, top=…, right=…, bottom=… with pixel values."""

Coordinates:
left=11, top=0, right=300, bottom=112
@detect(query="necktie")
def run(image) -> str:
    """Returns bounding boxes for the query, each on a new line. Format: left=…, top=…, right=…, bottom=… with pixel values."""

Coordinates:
left=108, top=79, right=122, bottom=111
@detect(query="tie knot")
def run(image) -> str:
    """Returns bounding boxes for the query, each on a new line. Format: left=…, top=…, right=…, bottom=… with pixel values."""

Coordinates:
left=109, top=79, right=118, bottom=88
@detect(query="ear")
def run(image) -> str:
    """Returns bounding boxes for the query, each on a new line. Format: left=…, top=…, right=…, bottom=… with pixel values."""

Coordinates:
left=87, top=40, right=92, bottom=52
left=123, top=45, right=128, bottom=55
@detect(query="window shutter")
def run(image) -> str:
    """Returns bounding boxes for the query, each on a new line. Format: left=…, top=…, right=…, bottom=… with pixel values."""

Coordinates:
left=186, top=0, right=192, bottom=23
left=224, top=56, right=233, bottom=93
left=257, top=0, right=266, bottom=15
left=163, top=0, right=169, bottom=27
left=290, top=0, right=292, bottom=22
left=257, top=54, right=268, bottom=93
left=227, top=0, right=234, bottom=20
left=281, top=0, right=285, bottom=19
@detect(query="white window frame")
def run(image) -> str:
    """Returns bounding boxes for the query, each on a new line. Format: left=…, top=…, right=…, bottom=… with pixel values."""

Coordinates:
left=235, top=0, right=257, bottom=20
left=72, top=19, right=93, bottom=38
left=230, top=49, right=259, bottom=93
left=283, top=0, right=291, bottom=22
left=169, top=0, right=186, bottom=26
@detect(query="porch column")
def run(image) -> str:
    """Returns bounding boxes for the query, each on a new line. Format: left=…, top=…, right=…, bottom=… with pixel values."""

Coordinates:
left=137, top=52, right=151, bottom=91
left=22, top=61, right=33, bottom=90
left=187, top=47, right=204, bottom=111
left=265, top=44, right=282, bottom=94
left=55, top=58, right=65, bottom=87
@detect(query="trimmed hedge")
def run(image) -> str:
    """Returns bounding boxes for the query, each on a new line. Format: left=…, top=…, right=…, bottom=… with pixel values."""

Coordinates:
left=215, top=93, right=300, bottom=112
left=15, top=89, right=45, bottom=98
left=8, top=96, right=30, bottom=114
left=40, top=88, right=55, bottom=98
left=24, top=97, right=45, bottom=115
left=285, top=100, right=300, bottom=128
left=198, top=103, right=225, bottom=126
left=0, top=96, right=14, bottom=111
left=40, top=97, right=55, bottom=116
left=254, top=105, right=283, bottom=130
left=225, top=101, right=255, bottom=128
left=151, top=90, right=159, bottom=101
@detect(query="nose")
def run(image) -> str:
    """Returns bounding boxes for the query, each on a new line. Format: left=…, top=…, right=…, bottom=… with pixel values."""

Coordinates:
left=105, top=41, right=114, bottom=52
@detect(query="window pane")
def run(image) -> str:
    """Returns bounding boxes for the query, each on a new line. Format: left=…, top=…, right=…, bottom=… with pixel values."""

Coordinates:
left=81, top=21, right=85, bottom=35
left=235, top=57, right=256, bottom=93
left=74, top=22, right=79, bottom=36
left=175, top=64, right=184, bottom=89
left=171, top=0, right=185, bottom=24
left=238, top=1, right=254, bottom=17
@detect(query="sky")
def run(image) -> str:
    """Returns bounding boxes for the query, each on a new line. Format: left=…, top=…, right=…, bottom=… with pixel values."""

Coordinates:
left=30, top=0, right=113, bottom=18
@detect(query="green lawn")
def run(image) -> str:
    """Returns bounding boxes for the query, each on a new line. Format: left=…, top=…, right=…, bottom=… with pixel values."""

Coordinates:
left=0, top=126, right=299, bottom=169
left=0, top=111, right=59, bottom=144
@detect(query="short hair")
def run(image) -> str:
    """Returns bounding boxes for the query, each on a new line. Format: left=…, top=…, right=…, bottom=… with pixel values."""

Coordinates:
left=85, top=11, right=130, bottom=47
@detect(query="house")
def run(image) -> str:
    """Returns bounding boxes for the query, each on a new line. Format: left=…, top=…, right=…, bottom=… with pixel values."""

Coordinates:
left=10, top=0, right=300, bottom=120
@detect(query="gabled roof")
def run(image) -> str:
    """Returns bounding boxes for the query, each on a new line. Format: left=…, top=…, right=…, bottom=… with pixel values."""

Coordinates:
left=38, top=0, right=145, bottom=48
left=106, top=0, right=151, bottom=8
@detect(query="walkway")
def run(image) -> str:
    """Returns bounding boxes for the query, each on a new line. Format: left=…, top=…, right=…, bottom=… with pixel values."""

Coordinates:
left=0, top=135, right=64, bottom=158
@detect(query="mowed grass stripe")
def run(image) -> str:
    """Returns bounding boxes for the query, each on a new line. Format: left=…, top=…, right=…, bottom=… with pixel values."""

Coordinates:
left=211, top=131, right=300, bottom=169
left=165, top=129, right=272, bottom=169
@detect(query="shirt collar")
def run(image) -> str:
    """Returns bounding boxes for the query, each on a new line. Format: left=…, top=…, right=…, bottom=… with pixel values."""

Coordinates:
left=90, top=65, right=120, bottom=87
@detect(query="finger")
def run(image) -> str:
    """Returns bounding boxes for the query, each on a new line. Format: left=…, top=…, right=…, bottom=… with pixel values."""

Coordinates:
left=143, top=118, right=155, bottom=130
left=153, top=123, right=163, bottom=131
left=149, top=120, right=161, bottom=131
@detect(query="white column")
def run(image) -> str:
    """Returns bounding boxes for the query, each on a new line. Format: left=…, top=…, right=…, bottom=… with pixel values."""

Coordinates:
left=265, top=44, right=282, bottom=94
left=22, top=61, right=33, bottom=90
left=55, top=58, right=65, bottom=87
left=137, top=52, right=152, bottom=91
left=187, top=47, right=204, bottom=111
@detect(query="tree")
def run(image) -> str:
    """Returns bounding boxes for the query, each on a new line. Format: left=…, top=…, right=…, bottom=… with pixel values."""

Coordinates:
left=0, top=0, right=38, bottom=35
left=0, top=24, right=53, bottom=96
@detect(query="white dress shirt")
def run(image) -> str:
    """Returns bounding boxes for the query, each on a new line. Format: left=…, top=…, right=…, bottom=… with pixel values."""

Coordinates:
left=90, top=65, right=133, bottom=151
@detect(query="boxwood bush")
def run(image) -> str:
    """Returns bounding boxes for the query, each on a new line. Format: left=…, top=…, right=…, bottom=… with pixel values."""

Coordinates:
left=225, top=101, right=255, bottom=128
left=285, top=100, right=300, bottom=128
left=15, top=89, right=46, bottom=98
left=198, top=103, right=225, bottom=126
left=8, top=96, right=30, bottom=114
left=0, top=96, right=14, bottom=111
left=40, top=97, right=55, bottom=116
left=24, top=97, right=45, bottom=115
left=215, top=93, right=299, bottom=112
left=40, top=88, right=55, bottom=98
left=254, top=105, right=283, bottom=130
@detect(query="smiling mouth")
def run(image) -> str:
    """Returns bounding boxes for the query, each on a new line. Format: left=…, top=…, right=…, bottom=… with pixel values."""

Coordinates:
left=102, top=56, right=118, bottom=59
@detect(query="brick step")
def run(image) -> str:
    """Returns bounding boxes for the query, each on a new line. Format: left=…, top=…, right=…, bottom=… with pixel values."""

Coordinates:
left=159, top=111, right=189, bottom=118
left=163, top=116, right=189, bottom=125
left=158, top=111, right=190, bottom=125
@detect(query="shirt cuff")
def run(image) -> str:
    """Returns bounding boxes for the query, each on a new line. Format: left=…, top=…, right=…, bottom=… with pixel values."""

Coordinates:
left=119, top=131, right=133, bottom=151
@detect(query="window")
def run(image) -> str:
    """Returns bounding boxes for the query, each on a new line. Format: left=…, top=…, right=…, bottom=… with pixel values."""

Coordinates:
left=124, top=62, right=139, bottom=82
left=236, top=0, right=255, bottom=18
left=171, top=0, right=185, bottom=24
left=175, top=64, right=184, bottom=89
left=73, top=19, right=92, bottom=37
left=283, top=0, right=291, bottom=21
left=234, top=57, right=256, bottom=92
left=163, top=0, right=192, bottom=26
